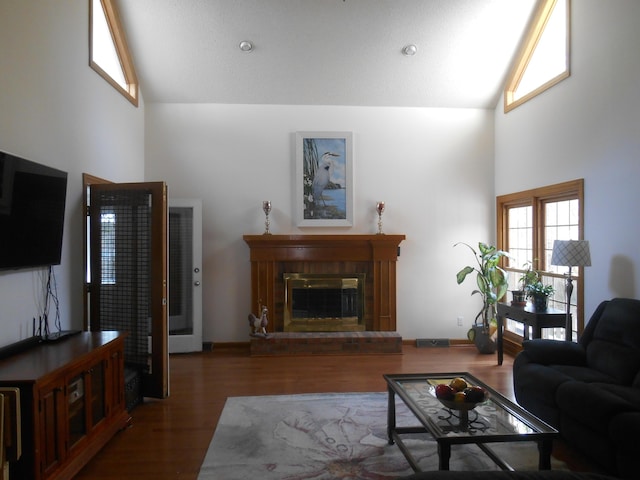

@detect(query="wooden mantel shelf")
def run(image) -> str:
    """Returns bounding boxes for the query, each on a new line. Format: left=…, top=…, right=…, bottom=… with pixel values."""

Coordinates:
left=243, top=234, right=406, bottom=332
left=243, top=234, right=405, bottom=262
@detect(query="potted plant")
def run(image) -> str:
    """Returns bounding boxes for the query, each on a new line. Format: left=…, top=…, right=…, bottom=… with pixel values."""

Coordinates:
left=525, top=280, right=555, bottom=311
left=511, top=261, right=538, bottom=306
left=455, top=242, right=510, bottom=354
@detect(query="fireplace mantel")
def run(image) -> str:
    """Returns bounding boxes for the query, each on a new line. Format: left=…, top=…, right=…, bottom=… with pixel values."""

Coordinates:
left=243, top=234, right=405, bottom=332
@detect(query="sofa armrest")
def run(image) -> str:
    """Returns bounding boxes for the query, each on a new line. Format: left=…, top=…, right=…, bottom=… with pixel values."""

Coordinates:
left=520, top=339, right=587, bottom=366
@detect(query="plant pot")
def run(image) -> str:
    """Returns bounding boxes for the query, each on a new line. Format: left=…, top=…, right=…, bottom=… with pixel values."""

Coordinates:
left=511, top=290, right=527, bottom=306
left=532, top=295, right=548, bottom=311
left=468, top=325, right=497, bottom=354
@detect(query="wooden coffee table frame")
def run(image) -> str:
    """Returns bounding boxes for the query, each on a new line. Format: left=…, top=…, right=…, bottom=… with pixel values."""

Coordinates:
left=384, top=372, right=558, bottom=472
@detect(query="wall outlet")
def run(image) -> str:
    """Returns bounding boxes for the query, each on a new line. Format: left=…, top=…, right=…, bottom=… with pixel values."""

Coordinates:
left=457, top=316, right=463, bottom=326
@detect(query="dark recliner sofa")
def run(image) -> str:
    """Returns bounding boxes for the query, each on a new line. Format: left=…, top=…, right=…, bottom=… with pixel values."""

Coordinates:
left=513, top=298, right=640, bottom=479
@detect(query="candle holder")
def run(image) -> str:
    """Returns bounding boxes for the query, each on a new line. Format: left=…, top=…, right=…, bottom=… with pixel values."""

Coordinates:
left=376, top=201, right=385, bottom=235
left=262, top=201, right=272, bottom=235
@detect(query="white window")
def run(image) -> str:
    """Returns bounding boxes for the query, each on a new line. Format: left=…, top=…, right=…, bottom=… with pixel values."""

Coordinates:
left=100, top=213, right=116, bottom=285
left=497, top=180, right=585, bottom=339
left=90, top=0, right=139, bottom=106
left=504, top=0, right=570, bottom=112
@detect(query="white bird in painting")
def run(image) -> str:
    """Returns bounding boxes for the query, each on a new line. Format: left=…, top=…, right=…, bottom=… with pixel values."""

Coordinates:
left=312, top=152, right=338, bottom=207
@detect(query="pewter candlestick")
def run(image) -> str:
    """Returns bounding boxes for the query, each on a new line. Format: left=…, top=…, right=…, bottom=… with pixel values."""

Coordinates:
left=376, top=201, right=385, bottom=235
left=262, top=201, right=272, bottom=235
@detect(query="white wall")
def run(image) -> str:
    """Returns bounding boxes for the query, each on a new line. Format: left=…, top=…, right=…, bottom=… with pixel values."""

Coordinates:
left=495, top=0, right=640, bottom=319
left=4, top=1, right=634, bottom=348
left=0, top=0, right=145, bottom=347
left=145, top=104, right=495, bottom=342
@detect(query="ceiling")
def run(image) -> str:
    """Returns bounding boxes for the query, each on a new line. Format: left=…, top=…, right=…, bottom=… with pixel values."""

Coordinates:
left=115, top=0, right=538, bottom=109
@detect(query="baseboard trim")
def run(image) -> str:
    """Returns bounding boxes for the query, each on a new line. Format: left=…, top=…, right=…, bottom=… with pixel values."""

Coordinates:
left=206, top=338, right=474, bottom=351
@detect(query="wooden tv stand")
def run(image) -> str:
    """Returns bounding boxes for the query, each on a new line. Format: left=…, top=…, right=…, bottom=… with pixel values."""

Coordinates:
left=0, top=331, right=130, bottom=480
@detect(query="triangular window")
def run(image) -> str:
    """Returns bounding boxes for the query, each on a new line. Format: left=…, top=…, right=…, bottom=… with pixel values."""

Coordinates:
left=504, top=0, right=570, bottom=112
left=90, top=0, right=139, bottom=106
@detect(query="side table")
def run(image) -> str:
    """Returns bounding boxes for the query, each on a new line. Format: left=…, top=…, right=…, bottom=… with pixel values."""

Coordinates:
left=496, top=302, right=569, bottom=365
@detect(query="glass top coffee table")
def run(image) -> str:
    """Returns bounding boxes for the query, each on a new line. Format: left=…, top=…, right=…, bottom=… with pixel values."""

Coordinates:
left=384, top=372, right=558, bottom=472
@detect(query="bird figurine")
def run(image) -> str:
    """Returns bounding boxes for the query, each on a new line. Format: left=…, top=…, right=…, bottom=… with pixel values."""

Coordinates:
left=312, top=152, right=338, bottom=207
left=248, top=305, right=269, bottom=337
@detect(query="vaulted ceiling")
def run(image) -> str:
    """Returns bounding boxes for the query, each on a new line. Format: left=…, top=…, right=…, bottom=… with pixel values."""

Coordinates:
left=116, top=0, right=538, bottom=108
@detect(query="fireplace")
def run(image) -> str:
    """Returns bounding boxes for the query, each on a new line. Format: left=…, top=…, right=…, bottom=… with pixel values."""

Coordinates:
left=284, top=273, right=366, bottom=332
left=243, top=234, right=405, bottom=332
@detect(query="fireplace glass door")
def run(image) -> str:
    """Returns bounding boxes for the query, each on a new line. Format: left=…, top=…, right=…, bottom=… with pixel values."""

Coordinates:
left=284, top=273, right=365, bottom=332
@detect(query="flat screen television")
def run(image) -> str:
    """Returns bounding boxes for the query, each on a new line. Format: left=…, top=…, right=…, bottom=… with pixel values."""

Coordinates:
left=0, top=151, right=68, bottom=270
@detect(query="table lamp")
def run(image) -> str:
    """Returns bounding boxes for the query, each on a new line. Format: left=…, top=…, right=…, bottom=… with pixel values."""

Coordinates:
left=550, top=240, right=591, bottom=341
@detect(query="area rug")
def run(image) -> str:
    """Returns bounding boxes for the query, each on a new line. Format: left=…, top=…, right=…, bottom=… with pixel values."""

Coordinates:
left=197, top=392, right=567, bottom=480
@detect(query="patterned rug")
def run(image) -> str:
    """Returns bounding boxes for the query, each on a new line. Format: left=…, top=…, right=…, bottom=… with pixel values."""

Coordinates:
left=197, top=392, right=567, bottom=480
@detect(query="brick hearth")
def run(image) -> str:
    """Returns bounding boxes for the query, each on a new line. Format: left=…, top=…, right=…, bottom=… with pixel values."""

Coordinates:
left=249, top=331, right=403, bottom=356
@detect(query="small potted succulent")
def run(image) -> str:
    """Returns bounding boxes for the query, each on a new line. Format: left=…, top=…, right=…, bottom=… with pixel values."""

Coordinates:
left=455, top=242, right=510, bottom=354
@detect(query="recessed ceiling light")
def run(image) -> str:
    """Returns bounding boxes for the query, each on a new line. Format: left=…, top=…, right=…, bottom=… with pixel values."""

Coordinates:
left=239, top=41, right=254, bottom=53
left=402, top=44, right=417, bottom=56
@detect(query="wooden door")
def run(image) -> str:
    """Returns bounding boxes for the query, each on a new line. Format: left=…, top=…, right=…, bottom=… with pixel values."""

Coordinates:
left=86, top=180, right=169, bottom=399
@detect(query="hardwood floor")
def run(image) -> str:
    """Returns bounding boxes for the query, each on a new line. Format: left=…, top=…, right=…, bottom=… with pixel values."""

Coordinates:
left=74, top=344, right=604, bottom=479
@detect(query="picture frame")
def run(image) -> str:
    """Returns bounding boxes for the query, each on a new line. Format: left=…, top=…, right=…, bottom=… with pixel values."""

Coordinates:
left=295, top=131, right=353, bottom=227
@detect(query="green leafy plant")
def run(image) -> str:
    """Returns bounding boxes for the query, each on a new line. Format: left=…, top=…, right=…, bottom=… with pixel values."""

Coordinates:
left=525, top=281, right=554, bottom=298
left=455, top=242, right=510, bottom=335
left=517, top=259, right=554, bottom=299
left=525, top=277, right=555, bottom=311
left=518, top=261, right=540, bottom=291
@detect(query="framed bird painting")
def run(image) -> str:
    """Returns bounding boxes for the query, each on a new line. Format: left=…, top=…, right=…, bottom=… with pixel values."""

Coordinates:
left=294, top=131, right=354, bottom=227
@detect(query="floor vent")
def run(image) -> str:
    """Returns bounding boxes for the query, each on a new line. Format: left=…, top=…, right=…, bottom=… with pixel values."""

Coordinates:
left=416, top=338, right=450, bottom=348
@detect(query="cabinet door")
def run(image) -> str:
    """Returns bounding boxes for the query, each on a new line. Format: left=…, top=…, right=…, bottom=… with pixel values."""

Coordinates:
left=106, top=346, right=125, bottom=416
left=39, top=382, right=66, bottom=477
left=67, top=373, right=87, bottom=449
left=68, top=359, right=106, bottom=454
left=89, top=360, right=106, bottom=427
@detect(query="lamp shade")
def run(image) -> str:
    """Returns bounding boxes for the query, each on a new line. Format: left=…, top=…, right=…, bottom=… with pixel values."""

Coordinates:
left=550, top=240, right=591, bottom=267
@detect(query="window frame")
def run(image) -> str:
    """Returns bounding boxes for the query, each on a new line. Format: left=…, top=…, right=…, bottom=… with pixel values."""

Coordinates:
left=497, top=179, right=585, bottom=337
left=89, top=0, right=139, bottom=106
left=504, top=0, right=571, bottom=113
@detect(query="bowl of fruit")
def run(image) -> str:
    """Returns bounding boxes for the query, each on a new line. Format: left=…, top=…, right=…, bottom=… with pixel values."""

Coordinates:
left=434, top=377, right=489, bottom=411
